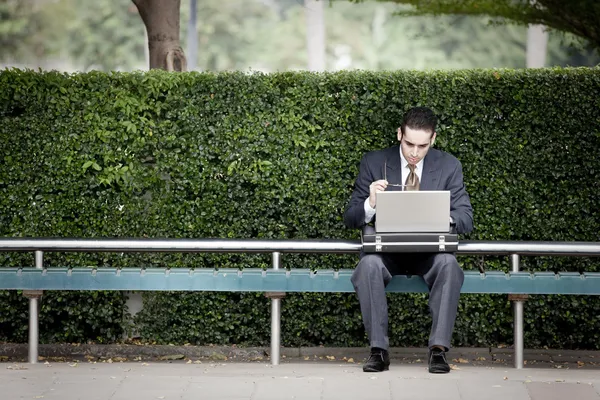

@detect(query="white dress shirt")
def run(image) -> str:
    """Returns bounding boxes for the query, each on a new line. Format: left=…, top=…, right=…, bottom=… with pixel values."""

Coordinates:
left=363, top=149, right=423, bottom=223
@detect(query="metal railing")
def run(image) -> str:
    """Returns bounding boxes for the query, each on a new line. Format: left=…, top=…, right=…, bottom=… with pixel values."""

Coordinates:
left=1, top=238, right=600, bottom=369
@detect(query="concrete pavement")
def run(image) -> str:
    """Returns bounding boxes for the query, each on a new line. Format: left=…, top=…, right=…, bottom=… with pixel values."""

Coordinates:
left=2, top=357, right=600, bottom=400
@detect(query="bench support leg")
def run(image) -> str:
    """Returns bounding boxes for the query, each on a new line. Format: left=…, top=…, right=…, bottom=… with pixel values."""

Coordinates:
left=24, top=251, right=44, bottom=364
left=511, top=253, right=524, bottom=369
left=270, top=252, right=282, bottom=366
left=271, top=296, right=281, bottom=365
left=28, top=296, right=40, bottom=364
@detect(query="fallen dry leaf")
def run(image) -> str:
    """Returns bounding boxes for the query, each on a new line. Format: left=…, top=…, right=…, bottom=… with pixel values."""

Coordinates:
left=326, top=356, right=335, bottom=361
left=503, top=376, right=508, bottom=380
left=347, top=358, right=354, bottom=363
left=186, top=360, right=192, bottom=364
left=160, top=354, right=186, bottom=361
left=304, top=356, right=310, bottom=361
left=476, top=357, right=486, bottom=361
left=577, top=361, right=585, bottom=367
left=453, top=358, right=469, bottom=364
left=449, top=364, right=460, bottom=370
left=7, top=365, right=28, bottom=370
left=206, top=353, right=226, bottom=362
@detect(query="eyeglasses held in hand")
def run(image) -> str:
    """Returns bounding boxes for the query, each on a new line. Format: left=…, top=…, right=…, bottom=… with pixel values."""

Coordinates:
left=384, top=161, right=417, bottom=190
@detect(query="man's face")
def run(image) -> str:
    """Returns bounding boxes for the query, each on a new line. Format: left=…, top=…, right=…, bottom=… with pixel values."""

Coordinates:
left=397, top=126, right=436, bottom=165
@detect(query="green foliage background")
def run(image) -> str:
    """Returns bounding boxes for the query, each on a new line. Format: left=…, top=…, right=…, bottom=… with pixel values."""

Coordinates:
left=0, top=68, right=599, bottom=348
left=2, top=0, right=598, bottom=72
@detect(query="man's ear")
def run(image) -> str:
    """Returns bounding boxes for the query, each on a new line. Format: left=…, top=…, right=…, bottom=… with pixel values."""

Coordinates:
left=430, top=131, right=437, bottom=146
left=397, top=128, right=402, bottom=142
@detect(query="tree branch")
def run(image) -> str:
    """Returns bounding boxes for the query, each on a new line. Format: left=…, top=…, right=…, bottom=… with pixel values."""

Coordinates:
left=377, top=0, right=600, bottom=50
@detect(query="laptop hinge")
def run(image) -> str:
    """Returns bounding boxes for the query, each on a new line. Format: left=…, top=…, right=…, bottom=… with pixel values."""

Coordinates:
left=438, top=235, right=446, bottom=252
left=375, top=235, right=382, bottom=252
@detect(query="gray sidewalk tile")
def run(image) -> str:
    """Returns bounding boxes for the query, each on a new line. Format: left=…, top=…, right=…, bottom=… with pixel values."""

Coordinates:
left=182, top=377, right=255, bottom=399
left=526, top=382, right=600, bottom=400
left=110, top=376, right=189, bottom=400
left=34, top=381, right=121, bottom=400
left=457, top=380, right=530, bottom=400
left=252, top=377, right=324, bottom=400
left=2, top=361, right=600, bottom=400
left=322, top=375, right=392, bottom=400
left=390, top=379, right=461, bottom=400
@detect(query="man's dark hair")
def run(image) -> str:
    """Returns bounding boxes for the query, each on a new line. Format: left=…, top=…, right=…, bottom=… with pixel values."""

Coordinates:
left=400, top=106, right=437, bottom=137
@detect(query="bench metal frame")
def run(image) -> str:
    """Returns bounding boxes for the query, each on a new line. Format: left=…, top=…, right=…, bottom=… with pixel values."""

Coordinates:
left=1, top=238, right=599, bottom=369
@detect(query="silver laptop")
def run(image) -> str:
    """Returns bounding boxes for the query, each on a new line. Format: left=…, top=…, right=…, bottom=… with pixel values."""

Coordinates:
left=375, top=191, right=451, bottom=233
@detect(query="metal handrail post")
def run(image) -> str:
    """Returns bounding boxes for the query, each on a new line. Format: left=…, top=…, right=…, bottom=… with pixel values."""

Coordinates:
left=270, top=252, right=282, bottom=365
left=28, top=251, right=44, bottom=364
left=511, top=254, right=524, bottom=369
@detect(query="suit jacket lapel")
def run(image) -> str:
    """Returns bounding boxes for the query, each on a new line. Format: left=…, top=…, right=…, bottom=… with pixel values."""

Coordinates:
left=384, top=146, right=402, bottom=186
left=420, top=149, right=442, bottom=190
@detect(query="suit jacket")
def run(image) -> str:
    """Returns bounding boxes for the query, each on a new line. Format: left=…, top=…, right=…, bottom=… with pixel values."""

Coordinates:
left=344, top=146, right=474, bottom=235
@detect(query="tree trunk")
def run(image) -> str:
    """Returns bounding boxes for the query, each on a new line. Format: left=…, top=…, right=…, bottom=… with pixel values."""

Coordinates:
left=132, top=0, right=187, bottom=71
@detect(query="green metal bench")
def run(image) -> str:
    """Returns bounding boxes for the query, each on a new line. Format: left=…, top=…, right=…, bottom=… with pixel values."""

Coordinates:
left=1, top=238, right=599, bottom=369
left=3, top=268, right=600, bottom=295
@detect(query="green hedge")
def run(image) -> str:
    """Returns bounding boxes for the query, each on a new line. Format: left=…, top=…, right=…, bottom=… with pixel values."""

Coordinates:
left=1, top=68, right=599, bottom=348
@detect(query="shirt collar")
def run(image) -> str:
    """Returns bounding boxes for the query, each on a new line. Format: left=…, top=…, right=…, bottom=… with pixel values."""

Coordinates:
left=399, top=147, right=424, bottom=172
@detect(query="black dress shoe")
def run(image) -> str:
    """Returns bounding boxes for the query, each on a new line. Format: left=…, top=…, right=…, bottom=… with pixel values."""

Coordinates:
left=363, top=348, right=390, bottom=372
left=428, top=348, right=450, bottom=373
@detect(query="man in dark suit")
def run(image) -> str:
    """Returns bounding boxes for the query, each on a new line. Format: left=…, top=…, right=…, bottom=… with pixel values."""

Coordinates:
left=344, top=106, right=473, bottom=373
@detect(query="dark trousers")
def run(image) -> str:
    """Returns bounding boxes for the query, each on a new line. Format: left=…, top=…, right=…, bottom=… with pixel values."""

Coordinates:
left=351, top=252, right=464, bottom=351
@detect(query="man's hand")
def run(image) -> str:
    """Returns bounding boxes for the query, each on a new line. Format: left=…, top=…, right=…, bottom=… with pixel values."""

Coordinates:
left=369, top=180, right=388, bottom=209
